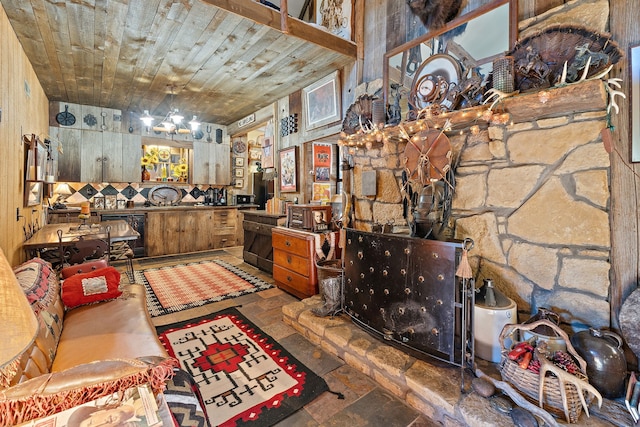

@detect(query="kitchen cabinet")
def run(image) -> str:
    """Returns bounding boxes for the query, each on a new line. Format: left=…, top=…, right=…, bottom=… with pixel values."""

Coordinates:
left=192, top=140, right=231, bottom=185
left=145, top=208, right=238, bottom=256
left=53, top=127, right=140, bottom=183
left=272, top=227, right=340, bottom=299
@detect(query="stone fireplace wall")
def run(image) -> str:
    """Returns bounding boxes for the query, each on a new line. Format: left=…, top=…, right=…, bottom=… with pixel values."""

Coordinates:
left=348, top=80, right=612, bottom=329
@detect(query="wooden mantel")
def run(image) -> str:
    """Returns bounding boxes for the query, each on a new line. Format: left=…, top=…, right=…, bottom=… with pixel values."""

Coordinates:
left=340, top=79, right=609, bottom=148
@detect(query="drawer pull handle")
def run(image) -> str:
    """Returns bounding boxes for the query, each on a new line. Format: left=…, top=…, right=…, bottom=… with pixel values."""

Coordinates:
left=286, top=276, right=292, bottom=282
left=286, top=256, right=292, bottom=263
left=221, top=239, right=227, bottom=242
left=285, top=240, right=291, bottom=247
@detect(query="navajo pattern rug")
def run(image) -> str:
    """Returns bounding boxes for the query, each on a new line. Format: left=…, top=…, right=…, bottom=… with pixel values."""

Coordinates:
left=136, top=260, right=272, bottom=317
left=157, top=308, right=329, bottom=427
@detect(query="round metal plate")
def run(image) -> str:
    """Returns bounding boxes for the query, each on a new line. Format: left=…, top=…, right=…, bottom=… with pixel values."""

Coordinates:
left=148, top=185, right=183, bottom=206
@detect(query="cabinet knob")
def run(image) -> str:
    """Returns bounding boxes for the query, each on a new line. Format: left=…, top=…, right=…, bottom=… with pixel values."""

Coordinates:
left=286, top=255, right=292, bottom=264
left=286, top=276, right=292, bottom=282
left=285, top=240, right=291, bottom=247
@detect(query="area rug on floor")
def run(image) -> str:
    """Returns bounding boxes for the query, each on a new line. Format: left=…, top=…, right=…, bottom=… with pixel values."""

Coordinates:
left=136, top=259, right=272, bottom=317
left=157, top=308, right=329, bottom=427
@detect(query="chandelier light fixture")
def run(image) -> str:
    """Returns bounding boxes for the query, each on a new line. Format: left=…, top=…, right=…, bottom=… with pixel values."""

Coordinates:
left=141, top=85, right=200, bottom=135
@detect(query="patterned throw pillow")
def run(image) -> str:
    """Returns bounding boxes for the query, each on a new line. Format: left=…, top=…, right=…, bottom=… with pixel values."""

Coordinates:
left=61, top=267, right=122, bottom=309
left=13, top=258, right=58, bottom=314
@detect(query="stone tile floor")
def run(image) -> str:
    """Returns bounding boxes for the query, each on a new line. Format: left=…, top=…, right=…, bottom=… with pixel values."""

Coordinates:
left=118, top=247, right=629, bottom=427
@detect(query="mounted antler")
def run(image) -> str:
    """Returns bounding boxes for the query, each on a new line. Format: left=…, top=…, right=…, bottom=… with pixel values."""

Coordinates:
left=506, top=319, right=603, bottom=423
left=535, top=342, right=602, bottom=422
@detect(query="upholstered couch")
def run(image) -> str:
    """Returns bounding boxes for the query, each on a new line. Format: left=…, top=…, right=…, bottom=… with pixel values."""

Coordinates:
left=0, top=250, right=176, bottom=426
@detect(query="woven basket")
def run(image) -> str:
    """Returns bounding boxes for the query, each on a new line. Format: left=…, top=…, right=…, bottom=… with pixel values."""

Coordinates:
left=499, top=319, right=596, bottom=423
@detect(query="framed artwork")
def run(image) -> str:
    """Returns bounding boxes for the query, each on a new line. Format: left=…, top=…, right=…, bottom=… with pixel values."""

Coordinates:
left=249, top=147, right=262, bottom=161
left=316, top=0, right=352, bottom=39
left=313, top=142, right=333, bottom=182
left=234, top=157, right=244, bottom=167
left=24, top=181, right=43, bottom=207
left=117, top=199, right=126, bottom=209
left=235, top=179, right=244, bottom=188
left=279, top=146, right=299, bottom=193
left=312, top=182, right=331, bottom=203
left=93, top=196, right=105, bottom=210
left=235, top=168, right=244, bottom=178
left=262, top=136, right=274, bottom=168
left=303, top=71, right=341, bottom=130
left=105, top=194, right=117, bottom=210
left=632, top=44, right=640, bottom=162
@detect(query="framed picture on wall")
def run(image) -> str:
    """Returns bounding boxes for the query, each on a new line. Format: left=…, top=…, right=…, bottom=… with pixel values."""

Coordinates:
left=105, top=194, right=117, bottom=210
left=235, top=179, right=244, bottom=188
left=93, top=196, right=105, bottom=210
left=302, top=71, right=341, bottom=131
left=313, top=142, right=332, bottom=182
left=279, top=146, right=298, bottom=193
left=235, top=168, right=244, bottom=178
left=262, top=136, right=274, bottom=168
left=235, top=157, right=244, bottom=167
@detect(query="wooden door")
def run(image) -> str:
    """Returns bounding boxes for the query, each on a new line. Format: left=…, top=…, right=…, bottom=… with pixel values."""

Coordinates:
left=192, top=140, right=212, bottom=184
left=121, top=134, right=142, bottom=183
left=54, top=127, right=82, bottom=182
left=178, top=211, right=197, bottom=254
left=191, top=210, right=215, bottom=251
left=212, top=141, right=230, bottom=185
left=164, top=212, right=182, bottom=255
left=145, top=212, right=165, bottom=256
left=80, top=130, right=103, bottom=182
left=102, top=131, right=123, bottom=182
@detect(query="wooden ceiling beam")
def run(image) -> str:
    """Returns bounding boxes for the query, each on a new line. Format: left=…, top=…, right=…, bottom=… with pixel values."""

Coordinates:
left=200, top=0, right=357, bottom=58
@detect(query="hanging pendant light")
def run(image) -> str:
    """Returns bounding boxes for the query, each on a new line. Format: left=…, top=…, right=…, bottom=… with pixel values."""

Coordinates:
left=189, top=115, right=201, bottom=131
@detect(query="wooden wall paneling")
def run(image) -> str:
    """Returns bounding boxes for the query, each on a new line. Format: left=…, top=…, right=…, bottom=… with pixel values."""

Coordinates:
left=608, top=0, right=640, bottom=334
left=0, top=4, right=49, bottom=265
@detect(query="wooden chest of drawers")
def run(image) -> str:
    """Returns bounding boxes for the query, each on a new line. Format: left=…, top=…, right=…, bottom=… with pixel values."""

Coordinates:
left=242, top=211, right=286, bottom=273
left=272, top=226, right=340, bottom=299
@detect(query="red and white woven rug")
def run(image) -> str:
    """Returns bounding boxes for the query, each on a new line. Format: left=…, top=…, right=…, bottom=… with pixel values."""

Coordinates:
left=137, top=260, right=271, bottom=317
left=156, top=308, right=328, bottom=427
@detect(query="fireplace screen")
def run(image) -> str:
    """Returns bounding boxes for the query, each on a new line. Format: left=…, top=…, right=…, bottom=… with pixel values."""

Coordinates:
left=343, top=229, right=473, bottom=367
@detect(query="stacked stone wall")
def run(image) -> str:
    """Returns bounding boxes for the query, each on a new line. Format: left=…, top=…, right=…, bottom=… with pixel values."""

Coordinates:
left=349, top=104, right=611, bottom=329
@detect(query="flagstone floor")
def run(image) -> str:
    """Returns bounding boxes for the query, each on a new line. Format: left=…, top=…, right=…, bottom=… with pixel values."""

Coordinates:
left=121, top=247, right=442, bottom=427
left=117, top=247, right=631, bottom=427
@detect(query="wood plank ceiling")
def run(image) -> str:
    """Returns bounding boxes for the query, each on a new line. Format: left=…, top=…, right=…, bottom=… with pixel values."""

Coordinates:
left=0, top=0, right=356, bottom=125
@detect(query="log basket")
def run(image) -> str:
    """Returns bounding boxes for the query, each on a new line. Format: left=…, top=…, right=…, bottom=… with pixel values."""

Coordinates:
left=499, top=319, right=602, bottom=423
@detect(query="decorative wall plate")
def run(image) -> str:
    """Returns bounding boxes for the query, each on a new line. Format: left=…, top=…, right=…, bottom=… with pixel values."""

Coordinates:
left=56, top=105, right=76, bottom=126
left=233, top=138, right=246, bottom=154
left=193, top=129, right=204, bottom=140
left=148, top=185, right=183, bottom=206
left=158, top=149, right=171, bottom=162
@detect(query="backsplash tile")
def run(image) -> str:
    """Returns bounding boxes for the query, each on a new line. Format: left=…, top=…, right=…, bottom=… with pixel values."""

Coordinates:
left=61, top=182, right=224, bottom=207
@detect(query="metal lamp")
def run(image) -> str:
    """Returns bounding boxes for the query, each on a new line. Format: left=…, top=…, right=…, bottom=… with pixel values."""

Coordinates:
left=0, top=249, right=39, bottom=388
left=53, top=182, right=73, bottom=208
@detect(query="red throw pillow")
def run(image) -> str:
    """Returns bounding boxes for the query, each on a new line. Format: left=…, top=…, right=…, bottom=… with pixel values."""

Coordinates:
left=61, top=267, right=122, bottom=309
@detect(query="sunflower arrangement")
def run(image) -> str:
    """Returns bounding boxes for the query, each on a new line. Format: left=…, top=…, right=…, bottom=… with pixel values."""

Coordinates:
left=171, top=158, right=189, bottom=181
left=141, top=148, right=160, bottom=168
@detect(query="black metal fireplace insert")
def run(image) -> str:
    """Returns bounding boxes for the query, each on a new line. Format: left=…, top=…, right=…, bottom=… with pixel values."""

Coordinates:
left=343, top=228, right=474, bottom=370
